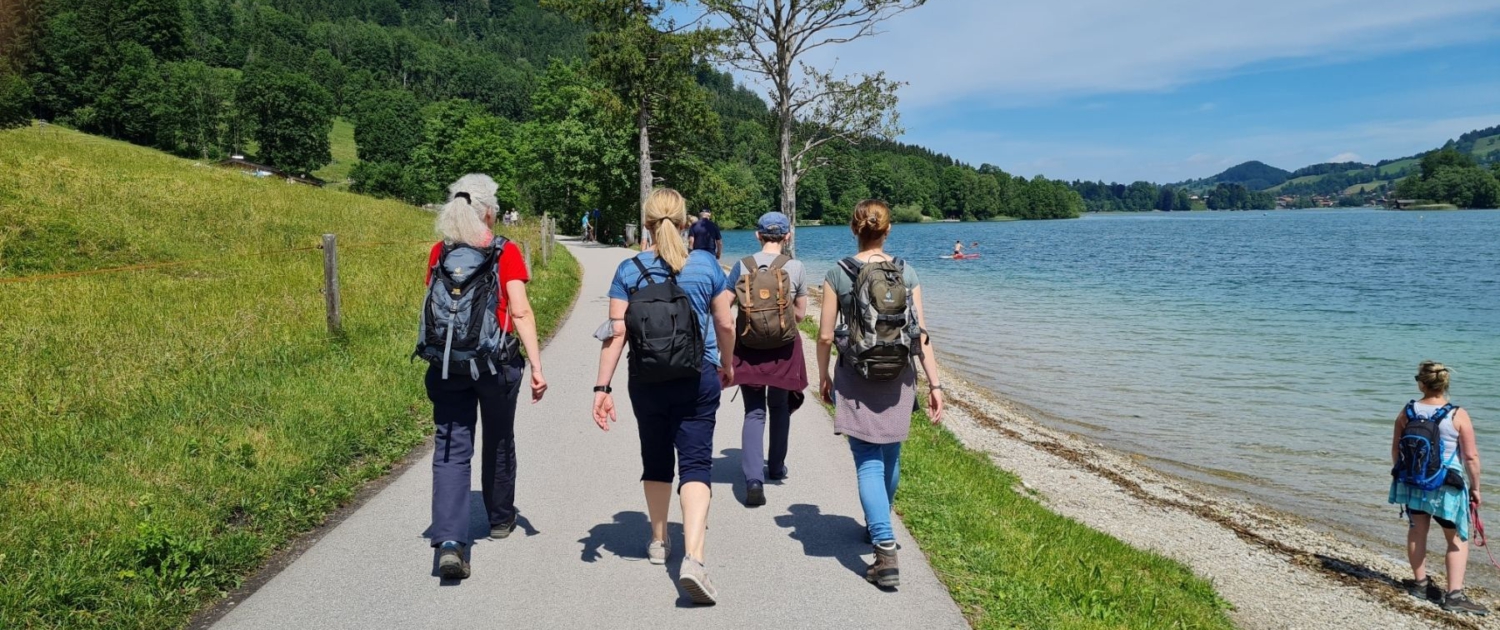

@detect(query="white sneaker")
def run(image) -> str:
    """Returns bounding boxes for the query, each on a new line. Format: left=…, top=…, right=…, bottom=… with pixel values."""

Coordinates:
left=648, top=538, right=670, bottom=565
left=679, top=556, right=718, bottom=605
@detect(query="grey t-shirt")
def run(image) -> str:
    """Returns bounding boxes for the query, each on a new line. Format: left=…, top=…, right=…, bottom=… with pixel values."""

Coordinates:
left=728, top=252, right=806, bottom=298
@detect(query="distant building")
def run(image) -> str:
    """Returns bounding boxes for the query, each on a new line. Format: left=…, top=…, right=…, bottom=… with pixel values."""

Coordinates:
left=215, top=157, right=325, bottom=187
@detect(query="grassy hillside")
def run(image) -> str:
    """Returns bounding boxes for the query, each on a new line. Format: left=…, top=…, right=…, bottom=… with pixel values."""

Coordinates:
left=311, top=118, right=359, bottom=191
left=0, top=125, right=579, bottom=629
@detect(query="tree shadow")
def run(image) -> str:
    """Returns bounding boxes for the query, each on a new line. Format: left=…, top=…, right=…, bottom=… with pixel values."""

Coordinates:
left=773, top=503, right=871, bottom=580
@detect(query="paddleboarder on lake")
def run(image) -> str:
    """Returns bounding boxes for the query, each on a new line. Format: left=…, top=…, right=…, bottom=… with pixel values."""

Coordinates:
left=952, top=240, right=964, bottom=257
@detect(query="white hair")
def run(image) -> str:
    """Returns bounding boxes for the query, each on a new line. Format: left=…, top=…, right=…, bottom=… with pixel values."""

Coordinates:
left=435, top=174, right=500, bottom=247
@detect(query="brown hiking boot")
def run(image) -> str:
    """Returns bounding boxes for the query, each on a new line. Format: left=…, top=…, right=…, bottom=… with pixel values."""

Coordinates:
left=866, top=541, right=899, bottom=588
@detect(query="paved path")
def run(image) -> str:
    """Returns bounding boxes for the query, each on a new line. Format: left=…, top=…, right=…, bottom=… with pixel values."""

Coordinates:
left=212, top=240, right=968, bottom=630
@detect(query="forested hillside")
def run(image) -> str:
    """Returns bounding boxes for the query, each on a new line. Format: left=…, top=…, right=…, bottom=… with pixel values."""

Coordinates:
left=2, top=0, right=1083, bottom=234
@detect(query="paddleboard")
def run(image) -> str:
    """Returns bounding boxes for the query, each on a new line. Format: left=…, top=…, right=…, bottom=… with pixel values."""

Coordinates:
left=939, top=253, right=981, bottom=260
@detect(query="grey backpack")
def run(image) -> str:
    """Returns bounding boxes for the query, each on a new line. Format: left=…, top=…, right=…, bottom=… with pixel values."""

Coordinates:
left=414, top=237, right=516, bottom=379
left=835, top=255, right=920, bottom=381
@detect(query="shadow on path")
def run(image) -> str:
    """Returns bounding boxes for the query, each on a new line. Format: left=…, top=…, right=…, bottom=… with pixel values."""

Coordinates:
left=773, top=503, right=869, bottom=579
left=578, top=511, right=685, bottom=564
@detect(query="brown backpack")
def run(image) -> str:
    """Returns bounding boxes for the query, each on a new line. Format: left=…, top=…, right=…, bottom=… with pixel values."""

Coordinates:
left=734, top=255, right=797, bottom=350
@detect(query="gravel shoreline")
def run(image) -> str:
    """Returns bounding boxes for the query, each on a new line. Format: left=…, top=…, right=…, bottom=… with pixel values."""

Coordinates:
left=932, top=366, right=1494, bottom=629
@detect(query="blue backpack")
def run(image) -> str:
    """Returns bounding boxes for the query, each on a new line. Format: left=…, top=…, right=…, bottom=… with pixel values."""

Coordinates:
left=1393, top=401, right=1459, bottom=491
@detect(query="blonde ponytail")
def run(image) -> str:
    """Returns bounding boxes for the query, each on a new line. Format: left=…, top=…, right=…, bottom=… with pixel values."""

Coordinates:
left=644, top=188, right=689, bottom=272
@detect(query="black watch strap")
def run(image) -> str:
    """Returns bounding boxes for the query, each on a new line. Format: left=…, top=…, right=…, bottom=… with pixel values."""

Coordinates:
left=593, top=385, right=612, bottom=394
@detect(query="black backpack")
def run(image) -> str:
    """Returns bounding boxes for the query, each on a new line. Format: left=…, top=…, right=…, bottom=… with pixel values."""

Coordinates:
left=624, top=256, right=703, bottom=383
left=414, top=237, right=516, bottom=379
left=1392, top=401, right=1461, bottom=491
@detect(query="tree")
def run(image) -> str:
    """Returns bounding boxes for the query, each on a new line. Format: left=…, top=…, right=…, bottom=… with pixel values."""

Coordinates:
left=159, top=61, right=240, bottom=158
left=0, top=66, right=32, bottom=129
left=703, top=0, right=921, bottom=248
left=352, top=89, right=422, bottom=165
left=238, top=68, right=334, bottom=175
left=543, top=0, right=719, bottom=232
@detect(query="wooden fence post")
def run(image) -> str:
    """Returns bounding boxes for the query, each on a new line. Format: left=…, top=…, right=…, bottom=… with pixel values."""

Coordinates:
left=522, top=242, right=531, bottom=271
left=322, top=234, right=342, bottom=335
left=540, top=215, right=550, bottom=267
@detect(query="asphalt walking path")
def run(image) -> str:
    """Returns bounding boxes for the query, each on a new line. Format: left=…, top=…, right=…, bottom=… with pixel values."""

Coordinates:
left=212, top=239, right=968, bottom=629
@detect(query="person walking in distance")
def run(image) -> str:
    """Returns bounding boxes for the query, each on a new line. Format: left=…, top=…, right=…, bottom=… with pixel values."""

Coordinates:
left=592, top=188, right=736, bottom=605
left=727, top=212, right=808, bottom=507
left=817, top=199, right=945, bottom=589
left=417, top=174, right=548, bottom=580
left=1390, top=361, right=1487, bottom=615
left=688, top=209, right=723, bottom=260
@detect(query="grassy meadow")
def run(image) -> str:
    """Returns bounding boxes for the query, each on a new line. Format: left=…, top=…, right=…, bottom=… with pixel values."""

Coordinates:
left=0, top=125, right=579, bottom=629
left=795, top=319, right=1231, bottom=629
left=311, top=118, right=358, bottom=191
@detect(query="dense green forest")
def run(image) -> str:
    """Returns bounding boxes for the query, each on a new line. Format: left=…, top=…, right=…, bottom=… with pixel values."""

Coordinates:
left=1, top=0, right=1083, bottom=236
left=1394, top=147, right=1500, bottom=208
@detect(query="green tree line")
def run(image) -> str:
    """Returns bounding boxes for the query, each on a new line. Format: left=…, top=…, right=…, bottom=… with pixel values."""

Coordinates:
left=1395, top=148, right=1500, bottom=208
left=4, top=0, right=1083, bottom=233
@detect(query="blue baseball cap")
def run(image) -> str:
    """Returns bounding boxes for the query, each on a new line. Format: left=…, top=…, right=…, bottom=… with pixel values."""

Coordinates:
left=757, top=211, right=791, bottom=235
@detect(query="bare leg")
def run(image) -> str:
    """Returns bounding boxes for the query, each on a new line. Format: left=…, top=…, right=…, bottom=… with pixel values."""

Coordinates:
left=1443, top=525, right=1470, bottom=591
left=1408, top=513, right=1431, bottom=581
left=644, top=481, right=672, bottom=543
left=680, top=481, right=711, bottom=561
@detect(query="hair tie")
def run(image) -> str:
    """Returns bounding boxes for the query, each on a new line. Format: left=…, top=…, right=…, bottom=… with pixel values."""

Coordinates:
left=454, top=192, right=472, bottom=204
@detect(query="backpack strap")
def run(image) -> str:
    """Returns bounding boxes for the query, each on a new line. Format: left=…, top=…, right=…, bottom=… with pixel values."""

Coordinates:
left=740, top=256, right=759, bottom=276
left=768, top=254, right=790, bottom=271
left=1403, top=400, right=1417, bottom=422
left=631, top=256, right=657, bottom=287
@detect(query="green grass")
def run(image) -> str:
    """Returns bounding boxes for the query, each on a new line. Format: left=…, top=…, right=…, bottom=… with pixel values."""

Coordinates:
left=0, top=126, right=579, bottom=629
left=311, top=118, right=358, bottom=190
left=1378, top=158, right=1419, bottom=177
left=795, top=316, right=1231, bottom=628
left=1474, top=135, right=1500, bottom=159
left=1343, top=180, right=1391, bottom=195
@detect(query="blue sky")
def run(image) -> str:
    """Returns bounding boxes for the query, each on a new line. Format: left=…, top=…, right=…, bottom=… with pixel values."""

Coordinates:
left=713, top=0, right=1500, bottom=183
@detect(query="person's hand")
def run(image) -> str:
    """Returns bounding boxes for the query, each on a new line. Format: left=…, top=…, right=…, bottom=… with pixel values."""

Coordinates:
left=530, top=368, right=548, bottom=403
left=928, top=388, right=945, bottom=424
left=593, top=392, right=616, bottom=431
left=718, top=365, right=735, bottom=389
left=1473, top=488, right=1483, bottom=506
left=819, top=374, right=834, bottom=405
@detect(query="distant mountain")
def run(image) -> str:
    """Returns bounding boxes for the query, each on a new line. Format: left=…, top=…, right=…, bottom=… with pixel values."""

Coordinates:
left=1172, top=125, right=1500, bottom=198
left=1176, top=160, right=1291, bottom=193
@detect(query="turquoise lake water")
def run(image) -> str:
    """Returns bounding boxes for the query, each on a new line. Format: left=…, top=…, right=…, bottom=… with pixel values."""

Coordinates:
left=722, top=209, right=1500, bottom=552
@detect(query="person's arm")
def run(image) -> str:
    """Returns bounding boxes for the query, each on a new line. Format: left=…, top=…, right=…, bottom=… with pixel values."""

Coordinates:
left=712, top=290, right=736, bottom=387
left=1457, top=409, right=1482, bottom=504
left=816, top=280, right=838, bottom=405
left=793, top=295, right=808, bottom=321
left=909, top=285, right=944, bottom=422
left=592, top=298, right=629, bottom=431
left=506, top=280, right=546, bottom=402
left=792, top=266, right=808, bottom=320
left=715, top=237, right=722, bottom=260
left=1392, top=412, right=1406, bottom=465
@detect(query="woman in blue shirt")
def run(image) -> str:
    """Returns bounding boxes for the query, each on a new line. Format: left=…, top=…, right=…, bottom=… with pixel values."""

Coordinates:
left=592, top=188, right=736, bottom=605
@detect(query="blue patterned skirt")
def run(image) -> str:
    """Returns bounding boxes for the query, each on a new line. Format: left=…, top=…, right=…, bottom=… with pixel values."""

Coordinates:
left=1389, top=467, right=1471, bottom=541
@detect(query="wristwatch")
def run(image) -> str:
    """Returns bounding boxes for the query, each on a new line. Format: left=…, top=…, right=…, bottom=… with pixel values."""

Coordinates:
left=593, top=385, right=613, bottom=394
left=929, top=384, right=944, bottom=392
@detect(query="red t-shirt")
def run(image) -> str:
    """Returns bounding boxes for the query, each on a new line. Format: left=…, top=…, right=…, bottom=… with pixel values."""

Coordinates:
left=426, top=237, right=530, bottom=324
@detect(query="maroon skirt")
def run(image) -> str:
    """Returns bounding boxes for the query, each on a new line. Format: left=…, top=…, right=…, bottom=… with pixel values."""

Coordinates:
left=732, top=334, right=808, bottom=394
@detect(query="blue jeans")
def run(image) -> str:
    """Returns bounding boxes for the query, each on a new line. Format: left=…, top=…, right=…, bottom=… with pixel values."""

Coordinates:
left=425, top=357, right=524, bottom=546
left=741, top=386, right=790, bottom=483
left=848, top=437, right=902, bottom=544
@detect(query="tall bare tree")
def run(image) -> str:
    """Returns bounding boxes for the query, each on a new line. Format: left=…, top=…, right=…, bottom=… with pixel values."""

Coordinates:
left=701, top=0, right=918, bottom=236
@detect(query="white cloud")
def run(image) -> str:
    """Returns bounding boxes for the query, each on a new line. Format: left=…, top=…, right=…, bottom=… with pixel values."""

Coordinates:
left=1329, top=152, right=1364, bottom=163
left=798, top=0, right=1500, bottom=108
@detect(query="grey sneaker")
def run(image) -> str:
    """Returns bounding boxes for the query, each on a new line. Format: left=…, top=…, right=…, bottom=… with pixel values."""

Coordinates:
left=648, top=537, right=670, bottom=565
left=679, top=557, right=718, bottom=605
left=1443, top=590, right=1489, bottom=615
left=866, top=541, right=899, bottom=588
left=490, top=519, right=516, bottom=540
left=1405, top=577, right=1441, bottom=602
left=437, top=542, right=469, bottom=580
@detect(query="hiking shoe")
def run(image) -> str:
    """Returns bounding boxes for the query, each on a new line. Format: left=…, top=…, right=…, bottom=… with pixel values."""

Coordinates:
left=1406, top=577, right=1442, bottom=602
left=437, top=542, right=469, bottom=580
left=866, top=541, right=899, bottom=588
left=679, top=556, right=718, bottom=605
left=745, top=480, right=766, bottom=507
left=1443, top=590, right=1489, bottom=615
left=490, top=519, right=516, bottom=540
left=767, top=465, right=789, bottom=481
left=648, top=537, right=671, bottom=566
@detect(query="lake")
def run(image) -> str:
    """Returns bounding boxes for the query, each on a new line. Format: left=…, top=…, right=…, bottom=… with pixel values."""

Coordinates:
left=721, top=209, right=1500, bottom=554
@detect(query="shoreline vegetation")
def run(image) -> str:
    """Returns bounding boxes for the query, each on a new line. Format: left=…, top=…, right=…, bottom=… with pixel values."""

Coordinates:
left=0, top=127, right=582, bottom=629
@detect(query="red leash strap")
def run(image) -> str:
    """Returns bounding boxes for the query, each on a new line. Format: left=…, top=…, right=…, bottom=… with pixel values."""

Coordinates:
left=1471, top=497, right=1500, bottom=572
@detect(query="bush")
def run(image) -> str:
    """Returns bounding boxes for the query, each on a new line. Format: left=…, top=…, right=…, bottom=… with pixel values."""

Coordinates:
left=890, top=203, right=925, bottom=223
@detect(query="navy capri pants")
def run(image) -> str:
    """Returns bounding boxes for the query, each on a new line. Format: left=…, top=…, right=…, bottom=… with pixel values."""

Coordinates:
left=629, top=364, right=720, bottom=489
